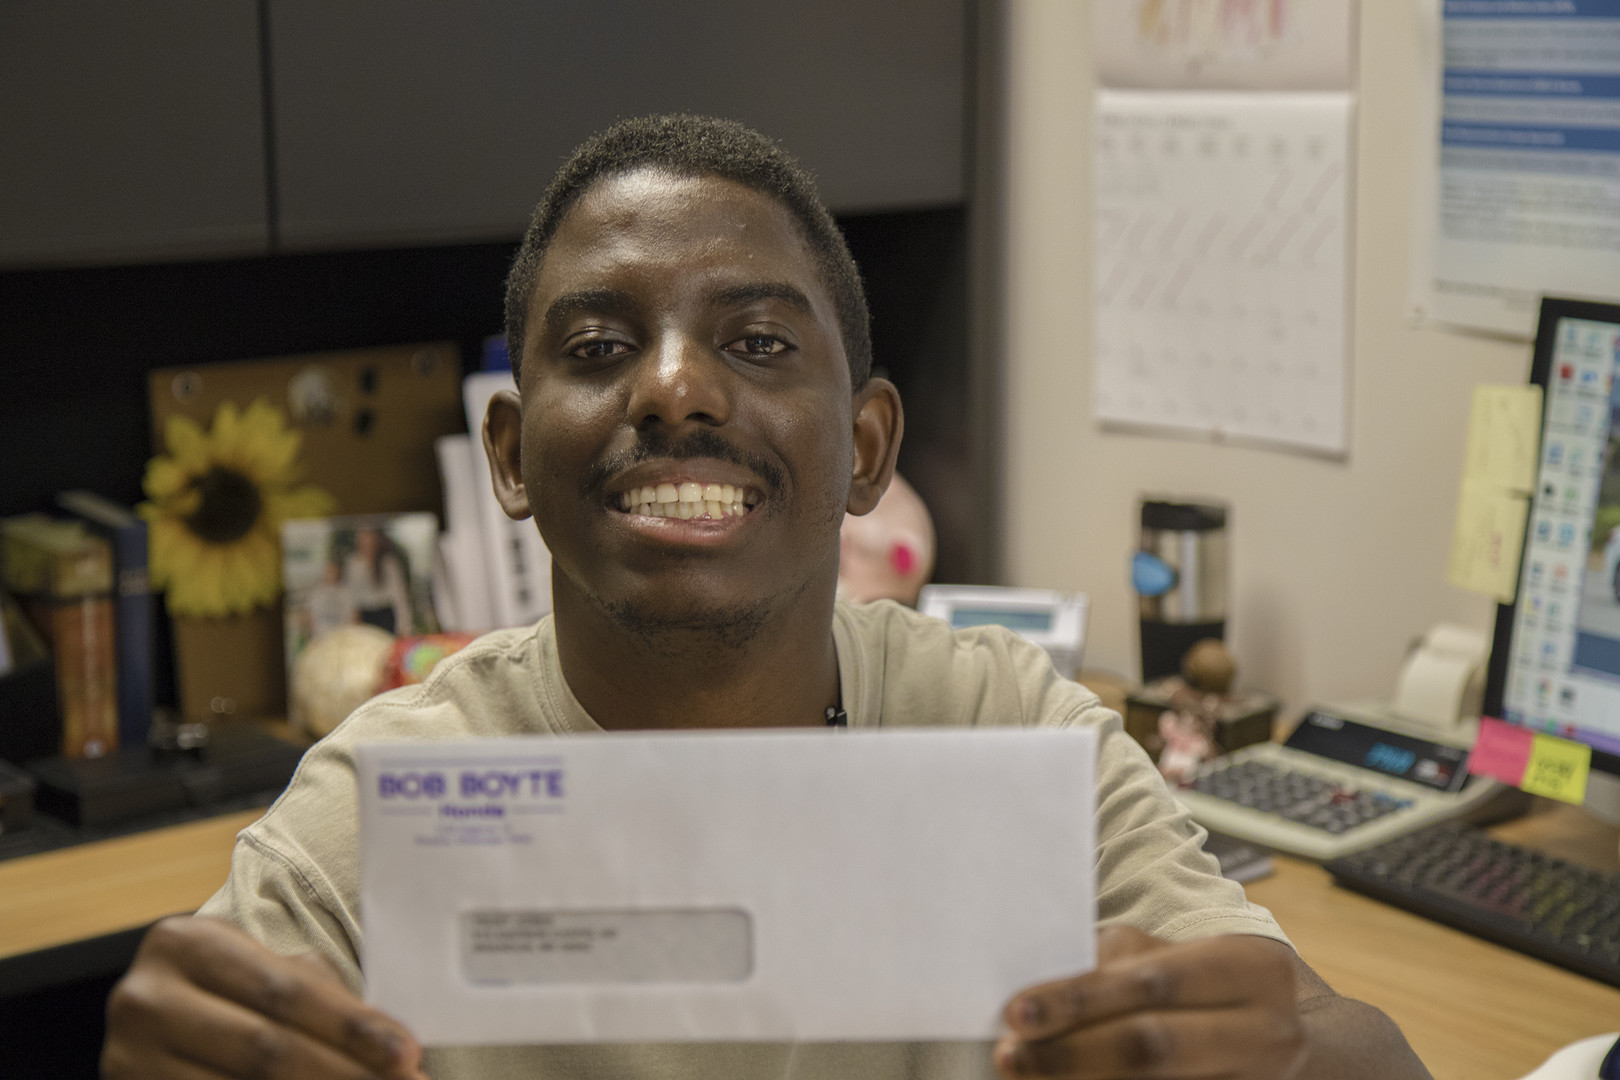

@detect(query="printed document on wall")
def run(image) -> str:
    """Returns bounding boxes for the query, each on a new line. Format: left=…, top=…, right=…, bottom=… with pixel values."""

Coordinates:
left=1411, top=0, right=1620, bottom=339
left=1094, top=90, right=1353, bottom=455
left=1092, top=0, right=1355, bottom=91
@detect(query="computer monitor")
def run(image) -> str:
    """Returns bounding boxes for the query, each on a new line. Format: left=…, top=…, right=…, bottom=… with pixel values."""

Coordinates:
left=1483, top=297, right=1620, bottom=825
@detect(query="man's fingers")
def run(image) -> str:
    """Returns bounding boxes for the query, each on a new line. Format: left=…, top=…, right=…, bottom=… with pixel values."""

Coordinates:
left=107, top=962, right=384, bottom=1080
left=102, top=1038, right=233, bottom=1080
left=1095, top=924, right=1164, bottom=965
left=1004, top=934, right=1296, bottom=1040
left=138, top=917, right=422, bottom=1077
left=127, top=970, right=395, bottom=1080
left=289, top=947, right=353, bottom=987
left=995, top=1004, right=1308, bottom=1079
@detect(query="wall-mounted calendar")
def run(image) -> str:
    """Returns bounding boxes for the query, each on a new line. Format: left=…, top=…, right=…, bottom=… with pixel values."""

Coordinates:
left=1092, top=91, right=1353, bottom=456
left=1090, top=0, right=1356, bottom=458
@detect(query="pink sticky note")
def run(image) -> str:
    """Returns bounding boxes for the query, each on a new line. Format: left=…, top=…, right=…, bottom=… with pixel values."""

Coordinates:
left=1467, top=716, right=1533, bottom=786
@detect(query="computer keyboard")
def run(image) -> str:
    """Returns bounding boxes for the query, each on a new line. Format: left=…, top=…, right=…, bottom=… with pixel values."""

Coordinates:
left=1324, top=824, right=1620, bottom=989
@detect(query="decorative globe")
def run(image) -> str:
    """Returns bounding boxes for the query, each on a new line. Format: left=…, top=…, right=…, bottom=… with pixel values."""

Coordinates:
left=290, top=624, right=396, bottom=738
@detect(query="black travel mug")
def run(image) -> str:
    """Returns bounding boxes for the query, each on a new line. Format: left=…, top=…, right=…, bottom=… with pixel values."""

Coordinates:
left=1133, top=500, right=1228, bottom=683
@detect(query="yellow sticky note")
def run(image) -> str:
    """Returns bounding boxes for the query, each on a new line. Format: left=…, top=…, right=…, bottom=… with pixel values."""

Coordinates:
left=1461, top=385, right=1542, bottom=493
left=1521, top=733, right=1592, bottom=805
left=1447, top=482, right=1529, bottom=602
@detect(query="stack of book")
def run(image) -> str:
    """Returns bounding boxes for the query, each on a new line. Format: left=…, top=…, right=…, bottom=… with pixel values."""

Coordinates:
left=0, top=494, right=153, bottom=762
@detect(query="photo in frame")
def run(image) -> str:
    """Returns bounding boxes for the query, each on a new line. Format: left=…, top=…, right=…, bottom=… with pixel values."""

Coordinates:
left=282, top=513, right=441, bottom=686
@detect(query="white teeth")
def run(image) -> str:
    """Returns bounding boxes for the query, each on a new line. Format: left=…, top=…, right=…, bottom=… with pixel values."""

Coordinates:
left=626, top=499, right=752, bottom=520
left=620, top=482, right=757, bottom=520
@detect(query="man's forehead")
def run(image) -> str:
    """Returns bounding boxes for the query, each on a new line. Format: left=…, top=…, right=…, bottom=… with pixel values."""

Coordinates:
left=539, top=170, right=820, bottom=284
left=573, top=168, right=762, bottom=227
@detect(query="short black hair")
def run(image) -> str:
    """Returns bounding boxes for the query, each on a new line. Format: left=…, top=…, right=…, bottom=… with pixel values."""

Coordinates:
left=504, top=113, right=872, bottom=388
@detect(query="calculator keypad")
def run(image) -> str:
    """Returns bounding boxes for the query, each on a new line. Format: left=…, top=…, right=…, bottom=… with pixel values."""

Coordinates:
left=1190, top=760, right=1413, bottom=834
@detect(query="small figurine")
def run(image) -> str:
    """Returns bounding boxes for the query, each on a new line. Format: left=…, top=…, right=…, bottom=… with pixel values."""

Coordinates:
left=1155, top=638, right=1234, bottom=785
left=1157, top=708, right=1215, bottom=785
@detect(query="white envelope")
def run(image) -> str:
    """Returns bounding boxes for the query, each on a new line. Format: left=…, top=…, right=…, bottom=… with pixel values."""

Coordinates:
left=356, top=728, right=1097, bottom=1046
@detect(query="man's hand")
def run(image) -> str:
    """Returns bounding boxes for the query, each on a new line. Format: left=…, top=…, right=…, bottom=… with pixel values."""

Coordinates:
left=995, top=927, right=1308, bottom=1079
left=102, top=915, right=427, bottom=1080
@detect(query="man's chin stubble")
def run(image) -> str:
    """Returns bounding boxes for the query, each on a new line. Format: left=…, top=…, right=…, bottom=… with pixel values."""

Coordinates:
left=593, top=585, right=810, bottom=658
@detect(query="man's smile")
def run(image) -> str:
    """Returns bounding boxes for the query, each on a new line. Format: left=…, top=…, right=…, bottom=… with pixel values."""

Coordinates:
left=603, top=457, right=767, bottom=540
left=616, top=480, right=762, bottom=520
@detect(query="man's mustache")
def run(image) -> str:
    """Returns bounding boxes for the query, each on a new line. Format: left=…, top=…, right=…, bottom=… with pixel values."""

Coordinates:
left=582, top=429, right=786, bottom=498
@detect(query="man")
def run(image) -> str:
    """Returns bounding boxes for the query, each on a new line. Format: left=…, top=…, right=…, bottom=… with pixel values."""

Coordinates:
left=102, top=115, right=1431, bottom=1080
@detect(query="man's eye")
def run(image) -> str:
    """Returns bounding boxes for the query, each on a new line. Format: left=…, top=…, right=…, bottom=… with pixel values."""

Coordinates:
left=568, top=339, right=631, bottom=360
left=727, top=335, right=790, bottom=357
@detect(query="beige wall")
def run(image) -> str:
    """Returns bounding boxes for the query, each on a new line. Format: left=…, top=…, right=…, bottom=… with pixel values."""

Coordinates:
left=1000, top=2, right=1530, bottom=713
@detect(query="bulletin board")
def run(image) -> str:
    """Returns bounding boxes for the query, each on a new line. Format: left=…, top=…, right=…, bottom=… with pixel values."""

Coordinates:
left=148, top=343, right=466, bottom=517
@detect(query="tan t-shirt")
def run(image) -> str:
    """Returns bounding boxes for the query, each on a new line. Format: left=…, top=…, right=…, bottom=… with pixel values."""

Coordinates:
left=200, top=600, right=1286, bottom=1080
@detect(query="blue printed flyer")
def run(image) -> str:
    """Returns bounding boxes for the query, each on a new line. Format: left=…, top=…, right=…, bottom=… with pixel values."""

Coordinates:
left=1416, top=0, right=1620, bottom=336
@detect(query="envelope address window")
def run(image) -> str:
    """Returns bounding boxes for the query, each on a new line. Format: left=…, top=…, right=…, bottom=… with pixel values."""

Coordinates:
left=460, top=909, right=753, bottom=985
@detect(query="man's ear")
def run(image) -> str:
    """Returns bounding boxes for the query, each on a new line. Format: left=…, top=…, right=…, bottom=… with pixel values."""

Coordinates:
left=846, top=377, right=903, bottom=516
left=482, top=389, right=532, bottom=522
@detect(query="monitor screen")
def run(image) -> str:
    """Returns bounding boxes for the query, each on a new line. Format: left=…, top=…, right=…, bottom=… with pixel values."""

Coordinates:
left=1485, top=297, right=1620, bottom=779
left=949, top=607, right=1055, bottom=633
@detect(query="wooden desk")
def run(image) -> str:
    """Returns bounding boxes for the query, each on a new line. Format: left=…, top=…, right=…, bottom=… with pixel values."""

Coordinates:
left=1246, top=801, right=1620, bottom=1080
left=0, top=809, right=260, bottom=965
left=1, top=801, right=1616, bottom=1078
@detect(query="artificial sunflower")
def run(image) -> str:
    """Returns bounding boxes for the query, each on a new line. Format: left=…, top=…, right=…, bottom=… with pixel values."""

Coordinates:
left=138, top=399, right=335, bottom=617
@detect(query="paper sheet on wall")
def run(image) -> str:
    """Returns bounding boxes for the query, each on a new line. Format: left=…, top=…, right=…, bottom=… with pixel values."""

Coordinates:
left=1409, top=0, right=1620, bottom=339
left=1460, top=384, right=1543, bottom=493
left=1447, top=384, right=1541, bottom=602
left=1093, top=0, right=1355, bottom=91
left=1448, top=485, right=1530, bottom=602
left=1093, top=90, right=1353, bottom=455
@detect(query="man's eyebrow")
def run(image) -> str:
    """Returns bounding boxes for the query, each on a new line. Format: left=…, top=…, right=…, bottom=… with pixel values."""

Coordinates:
left=709, top=282, right=815, bottom=316
left=541, top=288, right=638, bottom=337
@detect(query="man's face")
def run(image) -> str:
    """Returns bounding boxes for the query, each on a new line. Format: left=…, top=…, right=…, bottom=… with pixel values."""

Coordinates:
left=510, top=169, right=867, bottom=636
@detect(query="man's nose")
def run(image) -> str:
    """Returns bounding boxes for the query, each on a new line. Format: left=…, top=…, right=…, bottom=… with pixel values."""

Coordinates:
left=626, top=333, right=731, bottom=430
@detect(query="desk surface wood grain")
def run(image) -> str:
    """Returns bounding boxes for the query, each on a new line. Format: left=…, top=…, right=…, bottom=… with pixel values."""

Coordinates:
left=0, top=808, right=261, bottom=961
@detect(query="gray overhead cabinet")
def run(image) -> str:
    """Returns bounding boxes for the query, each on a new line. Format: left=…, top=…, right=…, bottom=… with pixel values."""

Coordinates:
left=266, top=0, right=966, bottom=250
left=0, top=1, right=269, bottom=268
left=0, top=1, right=965, bottom=266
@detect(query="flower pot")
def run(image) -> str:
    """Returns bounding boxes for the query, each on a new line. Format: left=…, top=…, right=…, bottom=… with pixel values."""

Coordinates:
left=172, top=608, right=286, bottom=725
